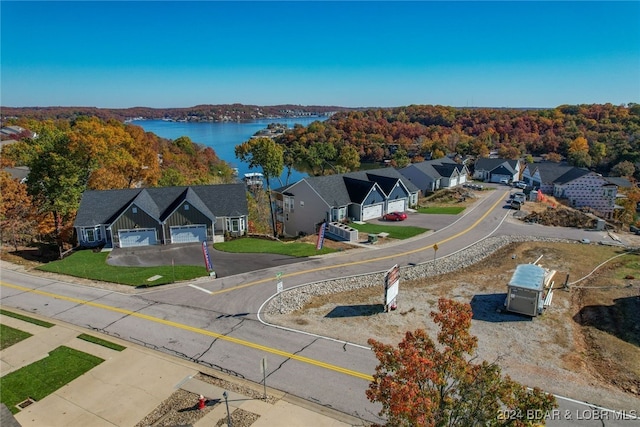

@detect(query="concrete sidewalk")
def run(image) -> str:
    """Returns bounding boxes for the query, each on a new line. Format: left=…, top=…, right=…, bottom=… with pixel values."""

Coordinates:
left=0, top=310, right=362, bottom=427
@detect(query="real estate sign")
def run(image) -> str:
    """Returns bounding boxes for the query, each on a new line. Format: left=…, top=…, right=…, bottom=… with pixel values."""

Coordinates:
left=384, top=264, right=400, bottom=312
left=202, top=242, right=214, bottom=272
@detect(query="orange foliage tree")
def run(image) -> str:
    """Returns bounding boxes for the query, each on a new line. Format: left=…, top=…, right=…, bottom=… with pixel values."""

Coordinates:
left=367, top=298, right=557, bottom=426
left=0, top=171, right=37, bottom=250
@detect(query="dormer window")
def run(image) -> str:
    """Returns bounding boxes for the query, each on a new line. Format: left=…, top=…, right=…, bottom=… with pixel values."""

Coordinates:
left=132, top=207, right=138, bottom=214
left=184, top=204, right=190, bottom=210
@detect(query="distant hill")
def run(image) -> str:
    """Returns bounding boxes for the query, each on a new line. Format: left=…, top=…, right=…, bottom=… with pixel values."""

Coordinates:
left=0, top=104, right=357, bottom=123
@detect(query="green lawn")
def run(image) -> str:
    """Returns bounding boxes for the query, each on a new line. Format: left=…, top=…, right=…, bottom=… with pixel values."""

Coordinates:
left=36, top=250, right=208, bottom=287
left=348, top=223, right=428, bottom=239
left=0, top=309, right=54, bottom=328
left=1, top=346, right=104, bottom=414
left=77, top=334, right=126, bottom=352
left=214, top=238, right=336, bottom=256
left=416, top=206, right=465, bottom=215
left=0, top=324, right=32, bottom=350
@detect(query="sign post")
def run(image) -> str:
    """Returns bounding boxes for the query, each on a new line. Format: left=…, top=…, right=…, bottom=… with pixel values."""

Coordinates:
left=202, top=241, right=216, bottom=277
left=316, top=221, right=327, bottom=250
left=433, top=243, right=439, bottom=262
left=260, top=357, right=268, bottom=399
left=276, top=272, right=283, bottom=313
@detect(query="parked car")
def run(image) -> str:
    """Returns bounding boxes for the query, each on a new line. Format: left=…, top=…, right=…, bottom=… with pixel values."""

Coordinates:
left=512, top=192, right=526, bottom=205
left=510, top=200, right=522, bottom=210
left=514, top=181, right=527, bottom=189
left=384, top=211, right=407, bottom=221
left=499, top=178, right=510, bottom=185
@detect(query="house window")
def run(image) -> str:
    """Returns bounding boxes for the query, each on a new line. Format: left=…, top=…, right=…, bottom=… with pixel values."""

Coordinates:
left=226, top=217, right=240, bottom=233
left=300, top=201, right=304, bottom=207
left=132, top=207, right=138, bottom=214
left=85, top=227, right=102, bottom=242
left=184, top=204, right=189, bottom=210
left=284, top=196, right=294, bottom=212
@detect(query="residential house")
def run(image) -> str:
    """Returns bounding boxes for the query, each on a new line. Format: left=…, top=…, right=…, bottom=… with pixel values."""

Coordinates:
left=472, top=158, right=521, bottom=183
left=521, top=162, right=575, bottom=193
left=74, top=184, right=248, bottom=248
left=273, top=168, right=419, bottom=238
left=398, top=157, right=469, bottom=194
left=522, top=162, right=622, bottom=218
left=0, top=125, right=37, bottom=140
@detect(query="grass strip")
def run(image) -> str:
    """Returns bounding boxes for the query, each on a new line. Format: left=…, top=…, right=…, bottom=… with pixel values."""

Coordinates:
left=214, top=238, right=336, bottom=256
left=0, top=309, right=54, bottom=328
left=1, top=346, right=104, bottom=414
left=416, top=206, right=465, bottom=215
left=0, top=324, right=33, bottom=350
left=347, top=223, right=427, bottom=239
left=77, top=333, right=126, bottom=351
left=36, top=250, right=207, bottom=286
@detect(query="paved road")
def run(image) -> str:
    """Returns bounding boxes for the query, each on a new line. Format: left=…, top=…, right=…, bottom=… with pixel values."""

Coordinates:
left=2, top=186, right=638, bottom=425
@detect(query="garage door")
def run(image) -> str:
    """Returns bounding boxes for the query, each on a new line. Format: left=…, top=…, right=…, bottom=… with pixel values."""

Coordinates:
left=387, top=199, right=405, bottom=213
left=118, top=229, right=157, bottom=248
left=362, top=203, right=383, bottom=221
left=170, top=225, right=206, bottom=244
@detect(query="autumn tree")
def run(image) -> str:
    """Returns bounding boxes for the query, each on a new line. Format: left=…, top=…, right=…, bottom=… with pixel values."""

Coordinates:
left=305, top=141, right=338, bottom=176
left=26, top=127, right=86, bottom=252
left=611, top=160, right=635, bottom=178
left=336, top=144, right=360, bottom=172
left=567, top=136, right=592, bottom=167
left=235, top=137, right=284, bottom=236
left=367, top=298, right=557, bottom=426
left=616, top=185, right=640, bottom=226
left=0, top=171, right=36, bottom=250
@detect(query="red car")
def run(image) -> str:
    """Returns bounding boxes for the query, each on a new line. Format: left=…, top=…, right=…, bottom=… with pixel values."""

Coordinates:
left=384, top=211, right=407, bottom=221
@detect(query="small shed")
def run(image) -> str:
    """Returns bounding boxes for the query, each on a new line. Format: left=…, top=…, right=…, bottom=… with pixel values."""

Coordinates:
left=505, top=264, right=546, bottom=317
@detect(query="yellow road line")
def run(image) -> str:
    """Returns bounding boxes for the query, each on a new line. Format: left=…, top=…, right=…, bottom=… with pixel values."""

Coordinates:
left=0, top=191, right=505, bottom=383
left=0, top=281, right=373, bottom=381
left=209, top=191, right=506, bottom=296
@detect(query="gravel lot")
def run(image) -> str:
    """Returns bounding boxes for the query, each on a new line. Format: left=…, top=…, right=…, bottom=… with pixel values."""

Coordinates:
left=263, top=235, right=640, bottom=412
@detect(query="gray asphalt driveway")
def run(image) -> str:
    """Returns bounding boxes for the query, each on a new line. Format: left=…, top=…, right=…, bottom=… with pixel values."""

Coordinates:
left=106, top=243, right=305, bottom=277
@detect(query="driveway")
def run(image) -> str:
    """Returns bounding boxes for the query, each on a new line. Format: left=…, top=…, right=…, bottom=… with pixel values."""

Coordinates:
left=106, top=243, right=305, bottom=277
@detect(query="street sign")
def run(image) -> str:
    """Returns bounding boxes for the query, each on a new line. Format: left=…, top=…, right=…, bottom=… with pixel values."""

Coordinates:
left=277, top=281, right=283, bottom=293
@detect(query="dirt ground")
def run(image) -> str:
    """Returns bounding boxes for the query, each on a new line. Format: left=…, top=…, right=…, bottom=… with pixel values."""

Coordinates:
left=267, top=241, right=640, bottom=409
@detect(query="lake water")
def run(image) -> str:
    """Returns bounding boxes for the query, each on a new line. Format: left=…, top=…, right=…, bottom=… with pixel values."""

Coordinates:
left=131, top=116, right=326, bottom=185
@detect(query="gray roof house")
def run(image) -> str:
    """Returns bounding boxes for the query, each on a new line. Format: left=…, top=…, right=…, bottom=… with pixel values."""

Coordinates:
left=399, top=157, right=469, bottom=194
left=273, top=168, right=419, bottom=238
left=523, top=162, right=621, bottom=218
left=73, top=184, right=248, bottom=248
left=472, top=158, right=521, bottom=183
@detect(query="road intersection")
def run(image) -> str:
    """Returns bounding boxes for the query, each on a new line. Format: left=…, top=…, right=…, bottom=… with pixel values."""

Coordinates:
left=2, top=186, right=638, bottom=425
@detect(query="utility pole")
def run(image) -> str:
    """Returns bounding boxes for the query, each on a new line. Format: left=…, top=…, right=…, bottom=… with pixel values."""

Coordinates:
left=223, top=391, right=232, bottom=427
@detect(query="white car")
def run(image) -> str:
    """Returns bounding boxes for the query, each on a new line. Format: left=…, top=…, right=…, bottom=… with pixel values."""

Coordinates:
left=514, top=181, right=527, bottom=189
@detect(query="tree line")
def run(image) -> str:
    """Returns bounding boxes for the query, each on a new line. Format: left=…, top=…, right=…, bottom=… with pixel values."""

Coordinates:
left=274, top=103, right=640, bottom=180
left=0, top=104, right=351, bottom=123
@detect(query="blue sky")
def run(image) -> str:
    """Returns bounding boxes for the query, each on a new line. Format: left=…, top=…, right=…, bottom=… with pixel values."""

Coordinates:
left=1, top=1, right=639, bottom=109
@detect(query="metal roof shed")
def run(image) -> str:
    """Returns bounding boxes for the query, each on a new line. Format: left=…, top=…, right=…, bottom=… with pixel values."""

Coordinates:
left=505, top=264, right=546, bottom=317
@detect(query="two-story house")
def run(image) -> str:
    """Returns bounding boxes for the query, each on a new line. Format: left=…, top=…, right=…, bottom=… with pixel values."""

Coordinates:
left=273, top=168, right=419, bottom=238
left=74, top=183, right=249, bottom=248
